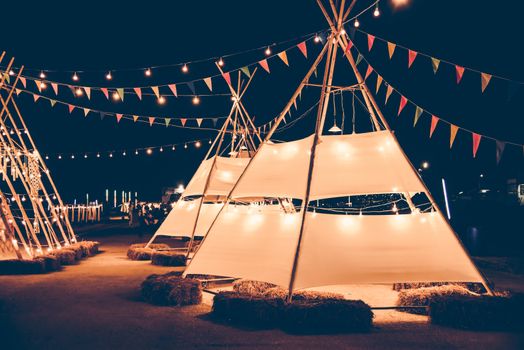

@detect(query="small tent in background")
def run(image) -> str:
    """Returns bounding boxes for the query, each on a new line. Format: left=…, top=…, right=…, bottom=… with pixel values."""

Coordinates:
left=183, top=0, right=492, bottom=298
left=0, top=52, right=76, bottom=261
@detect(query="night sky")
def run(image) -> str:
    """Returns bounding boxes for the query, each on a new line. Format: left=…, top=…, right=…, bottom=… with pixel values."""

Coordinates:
left=1, top=0, right=523, bottom=203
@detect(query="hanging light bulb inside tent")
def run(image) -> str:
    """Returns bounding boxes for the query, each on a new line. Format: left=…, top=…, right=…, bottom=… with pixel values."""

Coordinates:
left=265, top=46, right=271, bottom=56
left=158, top=96, right=166, bottom=105
left=181, top=64, right=189, bottom=73
left=145, top=68, right=152, bottom=77
left=218, top=58, right=224, bottom=67
left=39, top=71, right=46, bottom=79
left=354, top=18, right=360, bottom=28
left=72, top=72, right=79, bottom=81
left=106, top=71, right=112, bottom=80
left=192, top=96, right=200, bottom=105
left=328, top=121, right=342, bottom=133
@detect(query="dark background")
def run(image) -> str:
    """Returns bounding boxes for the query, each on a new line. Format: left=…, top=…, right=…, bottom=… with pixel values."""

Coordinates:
left=1, top=0, right=522, bottom=208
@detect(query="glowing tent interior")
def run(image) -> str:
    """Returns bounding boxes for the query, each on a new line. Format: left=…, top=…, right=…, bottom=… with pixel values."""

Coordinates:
left=182, top=0, right=492, bottom=297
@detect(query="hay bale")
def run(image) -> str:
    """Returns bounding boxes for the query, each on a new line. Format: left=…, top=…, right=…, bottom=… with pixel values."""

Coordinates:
left=262, top=287, right=345, bottom=301
left=62, top=246, right=83, bottom=260
left=76, top=241, right=100, bottom=256
left=151, top=251, right=187, bottom=267
left=212, top=291, right=285, bottom=328
left=0, top=258, right=46, bottom=275
left=430, top=293, right=524, bottom=331
left=49, top=250, right=77, bottom=265
left=127, top=243, right=170, bottom=261
left=39, top=255, right=61, bottom=272
left=141, top=272, right=201, bottom=306
left=282, top=299, right=373, bottom=334
left=232, top=280, right=277, bottom=296
left=393, top=282, right=486, bottom=294
left=397, top=285, right=476, bottom=315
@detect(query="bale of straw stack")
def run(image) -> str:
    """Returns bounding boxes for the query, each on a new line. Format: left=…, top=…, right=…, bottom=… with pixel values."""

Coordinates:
left=48, top=250, right=77, bottom=265
left=141, top=271, right=201, bottom=306
left=151, top=251, right=187, bottom=266
left=232, top=280, right=277, bottom=296
left=127, top=243, right=170, bottom=261
left=397, top=285, right=476, bottom=315
left=0, top=258, right=46, bottom=275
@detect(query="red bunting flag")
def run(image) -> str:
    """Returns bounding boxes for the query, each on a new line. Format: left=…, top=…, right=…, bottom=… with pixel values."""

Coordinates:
left=133, top=87, right=142, bottom=100
left=100, top=88, right=109, bottom=99
left=449, top=124, right=459, bottom=148
left=20, top=77, right=26, bottom=88
left=365, top=65, right=373, bottom=80
left=68, top=104, right=74, bottom=113
left=151, top=86, right=160, bottom=99
left=472, top=133, right=482, bottom=157
left=168, top=84, right=178, bottom=97
left=116, top=114, right=123, bottom=123
left=367, top=34, right=375, bottom=51
left=133, top=115, right=139, bottom=122
left=148, top=117, right=155, bottom=126
left=455, top=65, right=465, bottom=84
left=408, top=50, right=417, bottom=68
left=387, top=42, right=396, bottom=59
left=196, top=118, right=203, bottom=127
left=51, top=83, right=58, bottom=95
left=385, top=85, right=393, bottom=104
left=481, top=73, right=492, bottom=93
left=297, top=41, right=307, bottom=58
left=84, top=87, right=91, bottom=100
left=259, top=59, right=270, bottom=73
left=429, top=115, right=439, bottom=138
left=204, top=77, right=213, bottom=91
left=180, top=118, right=187, bottom=127
left=397, top=95, right=407, bottom=116
left=277, top=51, right=289, bottom=66
left=222, top=72, right=231, bottom=86
left=33, top=94, right=40, bottom=102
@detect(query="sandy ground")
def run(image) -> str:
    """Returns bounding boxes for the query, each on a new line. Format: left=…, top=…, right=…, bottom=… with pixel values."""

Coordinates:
left=0, top=223, right=523, bottom=350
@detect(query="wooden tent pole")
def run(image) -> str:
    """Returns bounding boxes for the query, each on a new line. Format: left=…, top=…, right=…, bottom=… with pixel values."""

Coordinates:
left=0, top=193, right=23, bottom=259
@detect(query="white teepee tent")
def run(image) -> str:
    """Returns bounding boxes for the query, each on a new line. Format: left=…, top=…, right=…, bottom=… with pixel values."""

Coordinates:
left=183, top=0, right=492, bottom=297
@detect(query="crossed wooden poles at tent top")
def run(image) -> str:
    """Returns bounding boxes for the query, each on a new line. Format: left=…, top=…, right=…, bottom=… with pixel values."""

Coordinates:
left=184, top=0, right=493, bottom=297
left=0, top=52, right=76, bottom=259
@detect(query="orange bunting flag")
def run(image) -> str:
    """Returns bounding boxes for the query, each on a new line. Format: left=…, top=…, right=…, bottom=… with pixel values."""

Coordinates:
left=100, top=88, right=109, bottom=99
left=429, top=115, right=439, bottom=138
left=455, top=65, right=465, bottom=84
left=397, top=95, right=408, bottom=116
left=116, top=114, right=123, bottom=123
left=151, top=86, right=160, bottom=99
left=68, top=104, right=74, bottom=113
left=133, top=87, right=142, bottom=100
left=481, top=72, right=492, bottom=93
left=277, top=51, right=289, bottom=66
left=180, top=118, right=187, bottom=127
left=297, top=41, right=308, bottom=58
left=35, top=80, right=42, bottom=92
left=168, top=84, right=178, bottom=97
left=83, top=108, right=90, bottom=117
left=222, top=72, right=231, bottom=86
left=367, top=34, right=375, bottom=51
left=204, top=77, right=213, bottom=91
left=259, top=59, right=270, bottom=73
left=15, top=88, right=21, bottom=95
left=376, top=75, right=383, bottom=93
left=20, top=77, right=26, bottom=88
left=33, top=94, right=40, bottom=102
left=133, top=115, right=139, bottom=122
left=196, top=118, right=203, bottom=127
left=449, top=124, right=459, bottom=148
left=408, top=50, right=417, bottom=68
left=385, top=85, right=393, bottom=104
left=431, top=58, right=441, bottom=74
left=387, top=42, right=396, bottom=59
left=149, top=117, right=155, bottom=127
left=84, top=87, right=91, bottom=100
left=365, top=65, right=373, bottom=80
left=50, top=83, right=58, bottom=95
left=472, top=133, right=482, bottom=157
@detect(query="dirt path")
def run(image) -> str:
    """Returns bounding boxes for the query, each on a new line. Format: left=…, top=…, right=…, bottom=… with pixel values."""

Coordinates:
left=0, top=226, right=522, bottom=349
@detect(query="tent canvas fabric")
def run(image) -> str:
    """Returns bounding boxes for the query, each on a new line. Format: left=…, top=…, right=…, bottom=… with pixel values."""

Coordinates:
left=184, top=131, right=484, bottom=289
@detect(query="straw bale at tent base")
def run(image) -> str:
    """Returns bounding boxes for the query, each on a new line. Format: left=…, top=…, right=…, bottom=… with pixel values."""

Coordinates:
left=397, top=285, right=477, bottom=315
left=393, top=282, right=487, bottom=294
left=0, top=258, right=47, bottom=275
left=141, top=271, right=202, bottom=306
left=151, top=251, right=187, bottom=266
left=127, top=243, right=170, bottom=261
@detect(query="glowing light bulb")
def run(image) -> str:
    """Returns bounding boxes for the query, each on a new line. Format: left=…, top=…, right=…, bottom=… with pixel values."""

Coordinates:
left=145, top=68, right=152, bottom=77
left=158, top=96, right=166, bottom=105
left=422, top=161, right=429, bottom=169
left=84, top=154, right=88, bottom=158
left=96, top=153, right=100, bottom=158
left=184, top=144, right=188, bottom=149
left=9, top=70, right=15, bottom=76
left=192, top=96, right=200, bottom=105
left=373, top=7, right=380, bottom=17
left=354, top=18, right=360, bottom=28
left=314, top=34, right=321, bottom=43
left=181, top=64, right=188, bottom=73
left=22, top=195, right=26, bottom=202
left=218, top=58, right=224, bottom=67
left=106, top=71, right=112, bottom=80
left=45, top=155, right=49, bottom=160
left=146, top=148, right=153, bottom=155
left=72, top=72, right=79, bottom=81
left=40, top=82, right=47, bottom=89
left=265, top=47, right=271, bottom=56
left=340, top=29, right=346, bottom=35
left=172, top=146, right=175, bottom=151
left=195, top=141, right=201, bottom=148
left=392, top=204, right=398, bottom=213
left=135, top=150, right=138, bottom=155
left=71, top=155, right=75, bottom=159
left=75, top=87, right=83, bottom=96
left=112, top=91, right=120, bottom=101
left=39, top=71, right=46, bottom=79
left=208, top=139, right=212, bottom=144
left=109, top=153, right=113, bottom=158
left=160, top=147, right=163, bottom=152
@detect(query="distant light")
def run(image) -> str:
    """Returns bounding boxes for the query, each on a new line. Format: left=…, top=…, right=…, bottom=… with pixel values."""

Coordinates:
left=184, top=144, right=188, bottom=149
left=84, top=154, right=88, bottom=158
left=158, top=96, right=166, bottom=105
left=195, top=141, right=201, bottom=148
left=172, top=145, right=175, bottom=151
left=45, top=155, right=49, bottom=160
left=8, top=70, right=15, bottom=76
left=39, top=71, right=46, bottom=79
left=97, top=153, right=100, bottom=158
left=265, top=47, right=271, bottom=56
left=58, top=155, right=62, bottom=159
left=145, top=68, right=152, bottom=77
left=354, top=18, right=360, bottom=28
left=122, top=151, right=126, bottom=156
left=135, top=150, right=139, bottom=155
left=109, top=153, right=113, bottom=158
left=480, top=174, right=484, bottom=178
left=391, top=0, right=411, bottom=9
left=340, top=29, right=346, bottom=35
left=160, top=147, right=163, bottom=152
left=392, top=203, right=398, bottom=212
left=75, top=87, right=83, bottom=96
left=314, top=35, right=321, bottom=43
left=192, top=96, right=200, bottom=105
left=480, top=189, right=490, bottom=193
left=422, top=161, right=429, bottom=169
left=106, top=71, right=112, bottom=80
left=218, top=58, right=224, bottom=67
left=71, top=154, right=75, bottom=159
left=72, top=72, right=79, bottom=81
left=40, top=82, right=47, bottom=89
left=112, top=91, right=120, bottom=101
left=181, top=64, right=189, bottom=73
left=146, top=148, right=153, bottom=155
left=208, top=139, right=212, bottom=144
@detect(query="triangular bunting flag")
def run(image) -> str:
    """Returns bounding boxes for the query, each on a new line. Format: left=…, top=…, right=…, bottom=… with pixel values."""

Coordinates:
left=376, top=75, right=383, bottom=93
left=133, top=115, right=139, bottom=122
left=365, top=64, right=373, bottom=80
left=4, top=73, right=9, bottom=84
left=240, top=66, right=251, bottom=78
left=83, top=108, right=90, bottom=117
left=84, top=87, right=91, bottom=100
left=186, top=82, right=195, bottom=94
left=387, top=42, right=396, bottom=59
left=277, top=51, right=289, bottom=66
left=100, top=88, right=109, bottom=99
left=180, top=118, right=187, bottom=127
left=429, top=115, right=439, bottom=138
left=481, top=72, right=492, bottom=93
left=168, top=84, right=178, bottom=97
left=259, top=59, right=270, bottom=73
left=116, top=113, right=123, bottom=123
left=431, top=57, right=441, bottom=74
left=68, top=104, right=74, bottom=113
left=297, top=41, right=308, bottom=58
left=100, top=112, right=106, bottom=120
left=397, top=95, right=408, bottom=116
left=196, top=118, right=203, bottom=127
left=33, top=94, right=40, bottom=102
left=408, top=50, right=418, bottom=68
left=35, top=80, right=42, bottom=92
left=496, top=140, right=505, bottom=164
left=151, top=86, right=160, bottom=99
left=222, top=72, right=231, bottom=86
left=449, top=124, right=459, bottom=148
left=413, top=106, right=423, bottom=127
left=385, top=85, right=393, bottom=104
left=455, top=65, right=465, bottom=84
left=472, top=133, right=482, bottom=157
left=212, top=118, right=218, bottom=127
left=51, top=83, right=58, bottom=95
left=133, top=87, right=142, bottom=100
left=355, top=53, right=363, bottom=66
left=20, top=77, right=26, bottom=88
left=367, top=34, right=375, bottom=51
left=204, top=77, right=213, bottom=91
left=50, top=99, right=56, bottom=107
left=149, top=117, right=155, bottom=127
left=117, top=88, right=124, bottom=101
left=15, top=88, right=21, bottom=96
left=165, top=118, right=171, bottom=127
left=344, top=40, right=353, bottom=56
